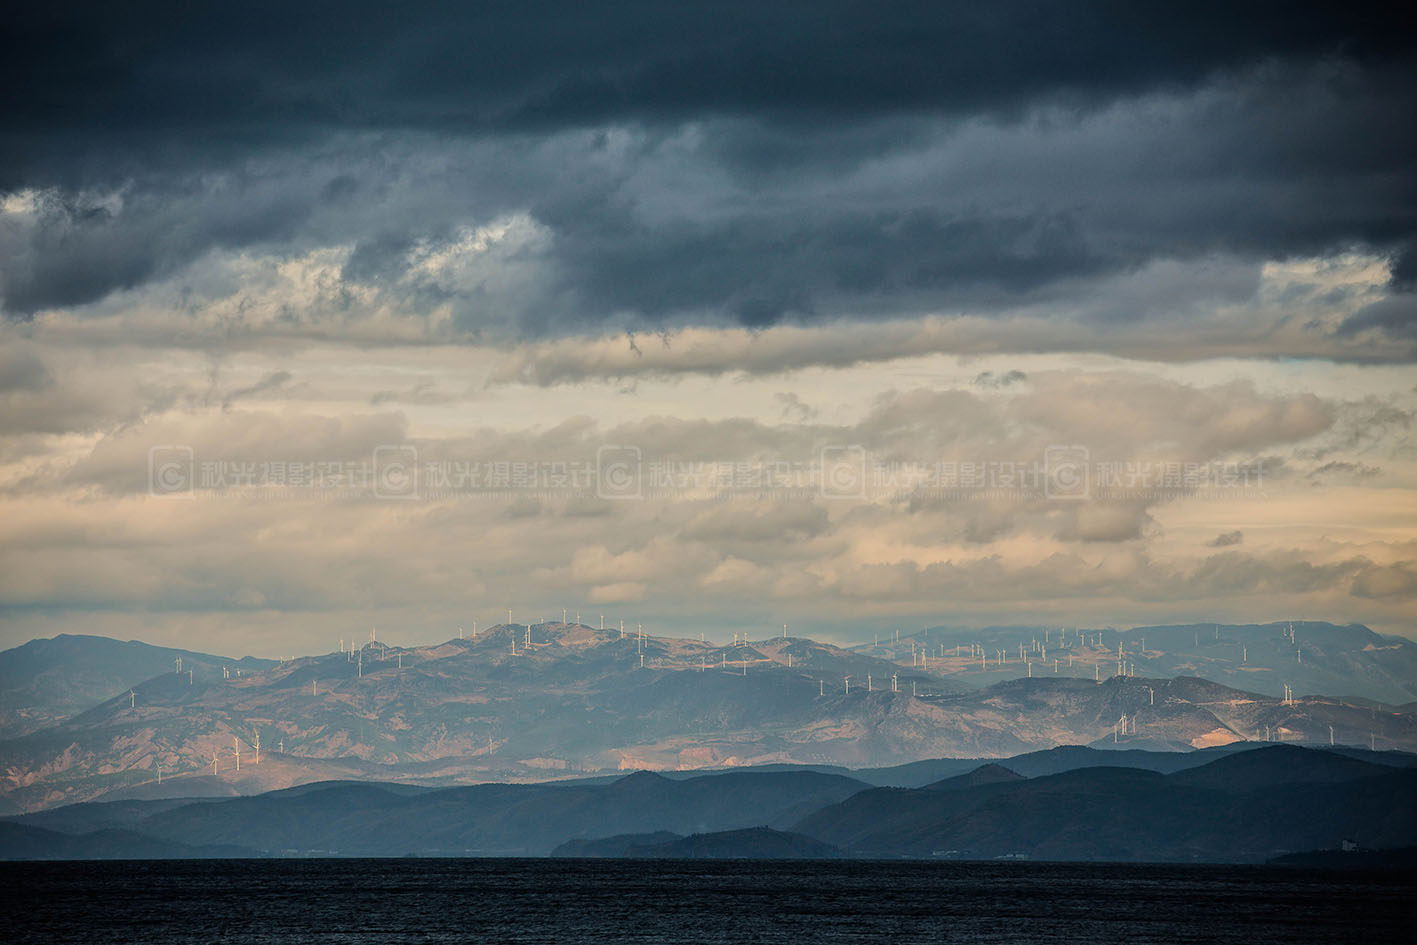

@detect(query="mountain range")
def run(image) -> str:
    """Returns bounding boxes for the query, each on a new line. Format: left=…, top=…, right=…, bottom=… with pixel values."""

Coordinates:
left=4, top=745, right=1413, bottom=862
left=2, top=622, right=1415, bottom=814
left=854, top=621, right=1417, bottom=705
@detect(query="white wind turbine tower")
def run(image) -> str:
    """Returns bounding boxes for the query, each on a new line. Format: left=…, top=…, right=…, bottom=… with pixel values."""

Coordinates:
left=212, top=751, right=219, bottom=776
left=129, top=691, right=135, bottom=708
left=844, top=675, right=851, bottom=694
left=254, top=732, right=260, bottom=764
left=234, top=736, right=241, bottom=771
left=174, top=656, right=182, bottom=673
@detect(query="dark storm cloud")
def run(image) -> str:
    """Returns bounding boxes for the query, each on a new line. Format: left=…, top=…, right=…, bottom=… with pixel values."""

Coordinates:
left=5, top=1, right=1410, bottom=153
left=2, top=1, right=1416, bottom=344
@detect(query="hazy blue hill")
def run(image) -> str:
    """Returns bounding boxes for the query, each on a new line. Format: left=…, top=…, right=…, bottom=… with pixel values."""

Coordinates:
left=1270, top=846, right=1417, bottom=868
left=925, top=763, right=1024, bottom=791
left=0, top=634, right=276, bottom=739
left=1167, top=743, right=1394, bottom=792
left=551, top=831, right=683, bottom=857
left=139, top=781, right=431, bottom=853
left=1329, top=746, right=1417, bottom=768
left=4, top=745, right=1412, bottom=862
left=793, top=747, right=1417, bottom=862
left=0, top=821, right=259, bottom=860
left=624, top=826, right=840, bottom=859
left=131, top=768, right=872, bottom=856
left=848, top=744, right=1264, bottom=788
left=977, top=744, right=1224, bottom=778
left=5, top=797, right=205, bottom=834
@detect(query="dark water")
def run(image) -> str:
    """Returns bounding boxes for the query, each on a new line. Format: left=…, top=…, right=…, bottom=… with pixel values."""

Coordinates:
left=4, top=858, right=1413, bottom=944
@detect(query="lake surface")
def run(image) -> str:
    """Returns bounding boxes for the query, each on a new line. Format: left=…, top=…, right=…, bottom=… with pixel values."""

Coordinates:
left=4, top=858, right=1413, bottom=944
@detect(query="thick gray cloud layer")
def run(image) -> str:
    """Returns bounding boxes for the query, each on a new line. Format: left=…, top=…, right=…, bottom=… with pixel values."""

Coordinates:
left=2, top=2, right=1415, bottom=350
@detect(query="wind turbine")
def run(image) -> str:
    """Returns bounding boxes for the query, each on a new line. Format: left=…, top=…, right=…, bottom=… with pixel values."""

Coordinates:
left=234, top=736, right=241, bottom=771
left=129, top=691, right=135, bottom=708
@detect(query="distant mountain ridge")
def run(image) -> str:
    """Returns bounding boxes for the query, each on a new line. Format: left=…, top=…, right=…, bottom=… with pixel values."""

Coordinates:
left=0, top=634, right=275, bottom=740
left=858, top=621, right=1417, bottom=704
left=2, top=623, right=1415, bottom=813
left=792, top=745, right=1417, bottom=862
left=4, top=745, right=1410, bottom=863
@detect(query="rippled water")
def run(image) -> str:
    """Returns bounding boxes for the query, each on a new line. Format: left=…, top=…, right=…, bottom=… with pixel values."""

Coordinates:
left=5, top=858, right=1413, bottom=944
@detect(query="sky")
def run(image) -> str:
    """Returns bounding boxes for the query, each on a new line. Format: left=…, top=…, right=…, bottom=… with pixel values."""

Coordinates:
left=1, top=2, right=1415, bottom=656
